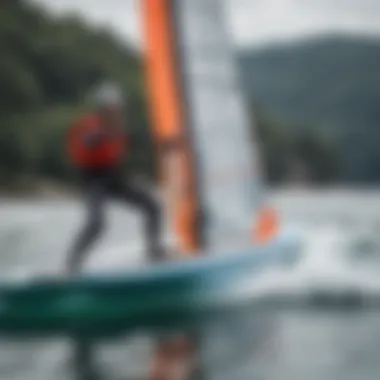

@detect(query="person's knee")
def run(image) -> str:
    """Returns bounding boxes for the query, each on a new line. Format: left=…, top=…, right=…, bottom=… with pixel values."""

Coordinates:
left=86, top=213, right=105, bottom=237
left=146, top=197, right=160, bottom=221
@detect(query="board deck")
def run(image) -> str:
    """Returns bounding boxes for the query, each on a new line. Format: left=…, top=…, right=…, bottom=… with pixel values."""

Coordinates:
left=0, top=235, right=299, bottom=338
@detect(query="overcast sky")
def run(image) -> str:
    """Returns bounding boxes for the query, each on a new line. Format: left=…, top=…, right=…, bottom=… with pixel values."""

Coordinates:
left=31, top=0, right=380, bottom=48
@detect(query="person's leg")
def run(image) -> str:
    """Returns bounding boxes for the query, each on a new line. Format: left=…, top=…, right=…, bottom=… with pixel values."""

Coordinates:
left=66, top=180, right=108, bottom=378
left=111, top=178, right=165, bottom=262
left=66, top=180, right=107, bottom=274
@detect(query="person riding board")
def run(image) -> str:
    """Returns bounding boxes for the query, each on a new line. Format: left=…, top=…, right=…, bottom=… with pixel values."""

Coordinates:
left=66, top=81, right=165, bottom=274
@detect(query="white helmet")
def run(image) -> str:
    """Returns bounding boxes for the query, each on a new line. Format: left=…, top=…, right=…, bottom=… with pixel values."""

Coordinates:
left=92, top=81, right=124, bottom=107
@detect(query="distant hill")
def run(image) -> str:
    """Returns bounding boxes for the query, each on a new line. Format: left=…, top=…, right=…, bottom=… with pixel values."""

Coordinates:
left=1, top=2, right=378, bottom=188
left=239, top=35, right=380, bottom=183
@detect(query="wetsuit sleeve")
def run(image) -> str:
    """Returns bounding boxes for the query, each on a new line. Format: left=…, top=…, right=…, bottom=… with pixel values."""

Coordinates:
left=68, top=115, right=106, bottom=149
left=82, top=130, right=105, bottom=148
left=124, top=132, right=130, bottom=150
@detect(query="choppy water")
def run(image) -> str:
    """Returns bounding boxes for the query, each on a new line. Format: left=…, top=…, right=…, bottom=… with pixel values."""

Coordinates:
left=0, top=189, right=380, bottom=380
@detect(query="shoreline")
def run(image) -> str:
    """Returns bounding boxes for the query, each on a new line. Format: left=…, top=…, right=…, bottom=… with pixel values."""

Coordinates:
left=0, top=177, right=157, bottom=202
left=0, top=184, right=379, bottom=203
left=0, top=181, right=79, bottom=202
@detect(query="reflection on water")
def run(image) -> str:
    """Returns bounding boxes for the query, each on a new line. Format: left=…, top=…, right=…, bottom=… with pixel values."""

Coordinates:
left=2, top=308, right=380, bottom=380
left=0, top=190, right=380, bottom=379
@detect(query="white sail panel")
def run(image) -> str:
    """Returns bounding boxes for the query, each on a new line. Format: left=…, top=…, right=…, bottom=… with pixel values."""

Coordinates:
left=174, top=0, right=263, bottom=250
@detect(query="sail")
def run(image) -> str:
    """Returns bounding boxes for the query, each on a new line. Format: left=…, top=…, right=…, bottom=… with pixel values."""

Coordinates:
left=143, top=0, right=268, bottom=254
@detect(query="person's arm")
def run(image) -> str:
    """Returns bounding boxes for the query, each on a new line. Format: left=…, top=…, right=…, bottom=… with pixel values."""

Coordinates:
left=82, top=130, right=107, bottom=148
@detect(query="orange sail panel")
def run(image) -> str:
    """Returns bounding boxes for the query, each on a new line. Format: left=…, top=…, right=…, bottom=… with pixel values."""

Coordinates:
left=142, top=0, right=201, bottom=255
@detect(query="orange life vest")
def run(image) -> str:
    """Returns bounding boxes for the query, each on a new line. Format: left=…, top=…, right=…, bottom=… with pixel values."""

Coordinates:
left=67, top=113, right=127, bottom=169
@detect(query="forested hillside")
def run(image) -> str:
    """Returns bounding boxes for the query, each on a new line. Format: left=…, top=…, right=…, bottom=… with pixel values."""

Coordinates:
left=240, top=36, right=380, bottom=183
left=0, top=0, right=151, bottom=190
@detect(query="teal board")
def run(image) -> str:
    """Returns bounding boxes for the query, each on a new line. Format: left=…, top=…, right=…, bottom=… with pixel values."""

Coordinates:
left=0, top=236, right=299, bottom=338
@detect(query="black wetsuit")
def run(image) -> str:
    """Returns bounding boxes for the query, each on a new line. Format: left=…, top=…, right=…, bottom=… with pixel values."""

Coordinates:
left=67, top=167, right=164, bottom=273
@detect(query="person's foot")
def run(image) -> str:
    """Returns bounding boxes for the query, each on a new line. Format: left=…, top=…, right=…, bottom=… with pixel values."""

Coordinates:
left=148, top=245, right=171, bottom=264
